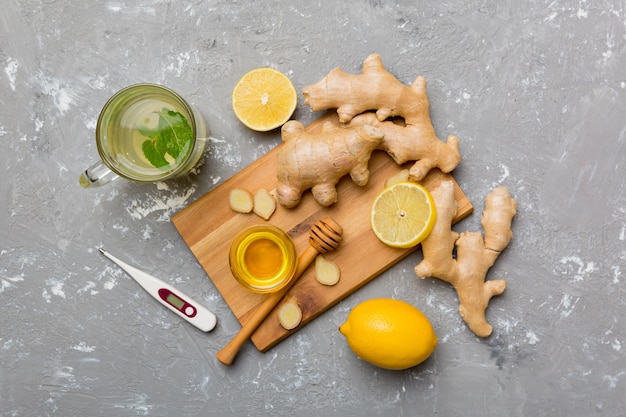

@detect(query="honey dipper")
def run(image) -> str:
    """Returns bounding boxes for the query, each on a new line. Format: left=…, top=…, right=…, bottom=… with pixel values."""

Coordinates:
left=217, top=217, right=343, bottom=365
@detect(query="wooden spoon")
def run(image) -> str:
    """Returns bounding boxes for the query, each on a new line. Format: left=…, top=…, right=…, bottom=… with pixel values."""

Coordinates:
left=216, top=217, right=343, bottom=365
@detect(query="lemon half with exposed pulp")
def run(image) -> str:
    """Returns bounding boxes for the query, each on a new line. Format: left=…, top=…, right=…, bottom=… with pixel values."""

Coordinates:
left=370, top=181, right=436, bottom=248
left=232, top=67, right=297, bottom=132
left=339, top=298, right=438, bottom=370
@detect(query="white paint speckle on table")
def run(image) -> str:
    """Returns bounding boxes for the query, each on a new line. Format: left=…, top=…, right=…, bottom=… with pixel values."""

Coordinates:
left=31, top=71, right=76, bottom=115
left=71, top=342, right=96, bottom=353
left=98, top=265, right=125, bottom=291
left=611, top=265, right=621, bottom=285
left=77, top=281, right=98, bottom=295
left=43, top=278, right=66, bottom=302
left=5, top=57, right=19, bottom=91
left=559, top=256, right=598, bottom=282
left=556, top=294, right=580, bottom=319
left=526, top=331, right=540, bottom=345
left=125, top=183, right=198, bottom=221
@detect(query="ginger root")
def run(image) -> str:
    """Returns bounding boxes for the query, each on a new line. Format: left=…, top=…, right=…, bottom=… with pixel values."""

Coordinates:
left=303, top=53, right=427, bottom=125
left=276, top=120, right=384, bottom=208
left=414, top=181, right=517, bottom=337
left=341, top=112, right=460, bottom=181
left=275, top=54, right=460, bottom=208
left=302, top=54, right=461, bottom=181
left=229, top=188, right=254, bottom=213
left=315, top=254, right=340, bottom=286
left=252, top=188, right=276, bottom=220
left=278, top=298, right=302, bottom=330
left=229, top=187, right=276, bottom=220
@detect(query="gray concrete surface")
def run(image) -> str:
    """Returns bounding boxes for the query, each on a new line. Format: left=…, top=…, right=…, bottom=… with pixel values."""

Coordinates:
left=1, top=0, right=625, bottom=416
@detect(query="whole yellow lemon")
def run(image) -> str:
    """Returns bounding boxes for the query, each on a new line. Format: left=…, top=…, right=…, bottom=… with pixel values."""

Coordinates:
left=339, top=298, right=437, bottom=370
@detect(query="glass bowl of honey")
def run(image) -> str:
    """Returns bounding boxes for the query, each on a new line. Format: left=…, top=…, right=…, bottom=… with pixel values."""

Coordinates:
left=228, top=224, right=298, bottom=294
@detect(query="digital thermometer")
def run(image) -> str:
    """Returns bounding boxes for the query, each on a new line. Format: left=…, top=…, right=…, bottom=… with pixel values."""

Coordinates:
left=99, top=248, right=217, bottom=332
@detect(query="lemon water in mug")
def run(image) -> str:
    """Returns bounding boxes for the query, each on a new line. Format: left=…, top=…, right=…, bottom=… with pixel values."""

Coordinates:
left=80, top=84, right=208, bottom=187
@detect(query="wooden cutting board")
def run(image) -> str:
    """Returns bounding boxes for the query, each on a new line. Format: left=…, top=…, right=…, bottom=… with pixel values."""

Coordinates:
left=172, top=113, right=473, bottom=352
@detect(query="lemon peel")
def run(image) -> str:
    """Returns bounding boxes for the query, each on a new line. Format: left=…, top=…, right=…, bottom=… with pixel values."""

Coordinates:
left=339, top=298, right=437, bottom=370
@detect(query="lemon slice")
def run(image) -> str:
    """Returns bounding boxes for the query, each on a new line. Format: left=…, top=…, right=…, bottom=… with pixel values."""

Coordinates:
left=232, top=67, right=297, bottom=132
left=370, top=182, right=436, bottom=248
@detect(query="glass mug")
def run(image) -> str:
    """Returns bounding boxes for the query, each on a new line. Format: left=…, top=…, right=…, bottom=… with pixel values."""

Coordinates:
left=79, top=84, right=208, bottom=188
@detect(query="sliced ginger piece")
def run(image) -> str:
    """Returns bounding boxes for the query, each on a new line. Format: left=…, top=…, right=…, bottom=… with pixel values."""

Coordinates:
left=384, top=169, right=410, bottom=188
left=229, top=188, right=254, bottom=213
left=253, top=188, right=276, bottom=220
left=278, top=299, right=302, bottom=330
left=315, top=254, right=340, bottom=286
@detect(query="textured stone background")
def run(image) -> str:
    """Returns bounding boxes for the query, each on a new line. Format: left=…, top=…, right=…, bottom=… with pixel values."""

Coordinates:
left=1, top=0, right=625, bottom=416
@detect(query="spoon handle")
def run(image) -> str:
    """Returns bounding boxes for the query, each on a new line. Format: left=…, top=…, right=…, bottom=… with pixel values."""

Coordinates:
left=216, top=245, right=318, bottom=366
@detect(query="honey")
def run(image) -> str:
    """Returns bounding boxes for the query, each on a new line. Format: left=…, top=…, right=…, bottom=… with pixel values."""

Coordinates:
left=229, top=224, right=298, bottom=293
left=244, top=238, right=283, bottom=278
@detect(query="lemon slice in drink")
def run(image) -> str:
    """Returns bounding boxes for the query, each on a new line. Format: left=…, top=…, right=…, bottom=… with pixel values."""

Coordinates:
left=232, top=67, right=297, bottom=132
left=370, top=182, right=436, bottom=248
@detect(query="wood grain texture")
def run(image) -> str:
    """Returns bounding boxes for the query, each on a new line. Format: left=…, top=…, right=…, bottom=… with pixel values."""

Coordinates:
left=172, top=113, right=473, bottom=352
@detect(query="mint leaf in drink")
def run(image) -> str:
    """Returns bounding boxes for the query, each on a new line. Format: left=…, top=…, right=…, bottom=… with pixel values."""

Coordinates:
left=157, top=109, right=193, bottom=159
left=142, top=139, right=169, bottom=168
left=138, top=108, right=193, bottom=169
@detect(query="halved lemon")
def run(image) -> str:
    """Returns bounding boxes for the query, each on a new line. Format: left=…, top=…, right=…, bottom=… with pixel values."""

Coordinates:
left=370, top=182, right=436, bottom=248
left=232, top=67, right=297, bottom=132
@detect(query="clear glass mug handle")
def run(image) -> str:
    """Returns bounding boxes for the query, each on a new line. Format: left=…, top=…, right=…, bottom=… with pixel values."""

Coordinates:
left=78, top=160, right=119, bottom=188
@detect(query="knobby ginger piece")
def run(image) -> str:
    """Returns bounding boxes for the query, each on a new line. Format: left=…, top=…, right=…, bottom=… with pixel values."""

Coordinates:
left=276, top=53, right=461, bottom=210
left=276, top=120, right=383, bottom=208
left=346, top=112, right=461, bottom=181
left=315, top=254, right=340, bottom=286
left=253, top=188, right=276, bottom=220
left=303, top=53, right=423, bottom=124
left=414, top=181, right=517, bottom=337
left=302, top=54, right=461, bottom=181
left=278, top=299, right=302, bottom=330
left=229, top=188, right=254, bottom=213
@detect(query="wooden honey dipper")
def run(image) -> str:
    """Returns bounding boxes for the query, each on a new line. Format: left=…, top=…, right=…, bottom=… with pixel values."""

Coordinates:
left=217, top=217, right=343, bottom=365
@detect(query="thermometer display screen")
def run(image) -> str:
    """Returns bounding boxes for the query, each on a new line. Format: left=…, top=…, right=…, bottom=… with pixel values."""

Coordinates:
left=166, top=293, right=185, bottom=310
left=157, top=288, right=197, bottom=317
